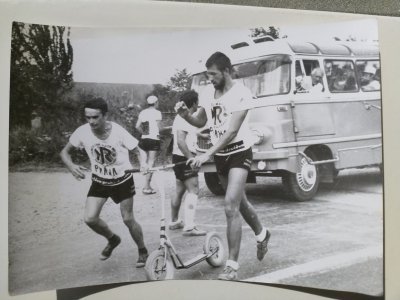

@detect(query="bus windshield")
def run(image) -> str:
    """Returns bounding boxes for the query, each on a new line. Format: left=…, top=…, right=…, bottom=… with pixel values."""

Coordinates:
left=191, top=54, right=291, bottom=97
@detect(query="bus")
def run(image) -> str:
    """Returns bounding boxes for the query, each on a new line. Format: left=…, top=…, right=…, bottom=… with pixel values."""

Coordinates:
left=191, top=38, right=382, bottom=201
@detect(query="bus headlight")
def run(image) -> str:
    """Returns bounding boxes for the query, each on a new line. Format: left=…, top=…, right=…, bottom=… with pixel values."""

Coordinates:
left=257, top=161, right=267, bottom=170
left=250, top=128, right=264, bottom=145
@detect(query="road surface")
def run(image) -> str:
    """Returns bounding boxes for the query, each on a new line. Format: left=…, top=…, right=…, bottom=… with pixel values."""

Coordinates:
left=8, top=167, right=383, bottom=296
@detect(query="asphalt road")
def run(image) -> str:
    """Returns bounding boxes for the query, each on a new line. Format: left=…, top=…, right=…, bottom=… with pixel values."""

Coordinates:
left=8, top=167, right=383, bottom=296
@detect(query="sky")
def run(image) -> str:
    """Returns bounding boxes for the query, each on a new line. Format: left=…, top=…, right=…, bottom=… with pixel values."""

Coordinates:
left=70, top=19, right=378, bottom=85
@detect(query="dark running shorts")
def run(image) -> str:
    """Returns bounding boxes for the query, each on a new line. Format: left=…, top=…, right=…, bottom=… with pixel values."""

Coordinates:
left=172, top=154, right=198, bottom=182
left=139, top=138, right=160, bottom=151
left=87, top=176, right=135, bottom=204
left=214, top=147, right=253, bottom=176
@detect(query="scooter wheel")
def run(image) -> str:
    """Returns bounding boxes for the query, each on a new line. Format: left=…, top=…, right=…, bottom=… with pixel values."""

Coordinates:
left=203, top=232, right=225, bottom=267
left=144, top=249, right=174, bottom=280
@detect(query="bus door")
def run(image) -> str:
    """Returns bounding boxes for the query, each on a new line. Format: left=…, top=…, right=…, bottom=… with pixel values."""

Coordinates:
left=291, top=59, right=335, bottom=139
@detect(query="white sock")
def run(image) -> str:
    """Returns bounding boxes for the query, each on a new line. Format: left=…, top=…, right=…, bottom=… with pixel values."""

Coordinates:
left=183, top=193, right=198, bottom=231
left=256, top=227, right=267, bottom=243
left=226, top=260, right=239, bottom=271
left=170, top=219, right=182, bottom=225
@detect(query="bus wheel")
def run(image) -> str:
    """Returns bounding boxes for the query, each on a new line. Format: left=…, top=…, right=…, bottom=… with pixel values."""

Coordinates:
left=204, top=172, right=225, bottom=195
left=282, top=151, right=320, bottom=201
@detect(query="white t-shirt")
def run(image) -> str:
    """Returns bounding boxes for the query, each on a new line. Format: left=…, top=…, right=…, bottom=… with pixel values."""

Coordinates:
left=69, top=122, right=138, bottom=186
left=362, top=80, right=380, bottom=91
left=199, top=82, right=254, bottom=156
left=309, top=82, right=324, bottom=93
left=172, top=115, right=198, bottom=157
left=137, top=107, right=162, bottom=140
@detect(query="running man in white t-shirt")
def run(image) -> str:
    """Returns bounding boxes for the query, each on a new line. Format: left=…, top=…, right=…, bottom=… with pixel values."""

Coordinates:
left=135, top=95, right=162, bottom=195
left=169, top=90, right=207, bottom=237
left=175, top=52, right=271, bottom=280
left=60, top=97, right=149, bottom=267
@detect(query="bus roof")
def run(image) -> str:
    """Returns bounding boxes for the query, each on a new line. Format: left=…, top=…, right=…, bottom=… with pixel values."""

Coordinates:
left=189, top=39, right=379, bottom=74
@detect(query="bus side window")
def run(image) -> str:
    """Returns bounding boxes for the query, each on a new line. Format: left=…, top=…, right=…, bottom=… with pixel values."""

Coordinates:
left=324, top=60, right=358, bottom=93
left=356, top=60, right=381, bottom=92
left=296, top=60, right=323, bottom=93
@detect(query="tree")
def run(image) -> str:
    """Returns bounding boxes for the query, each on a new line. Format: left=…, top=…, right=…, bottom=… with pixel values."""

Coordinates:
left=10, top=22, right=74, bottom=128
left=166, top=68, right=192, bottom=92
left=151, top=68, right=193, bottom=112
left=250, top=26, right=280, bottom=39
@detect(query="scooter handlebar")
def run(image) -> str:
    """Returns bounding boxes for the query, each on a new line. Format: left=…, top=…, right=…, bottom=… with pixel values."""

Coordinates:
left=124, top=160, right=189, bottom=174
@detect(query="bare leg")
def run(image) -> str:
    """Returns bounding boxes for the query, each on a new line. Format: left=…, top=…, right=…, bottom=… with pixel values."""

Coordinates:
left=222, top=168, right=249, bottom=262
left=119, top=197, right=146, bottom=249
left=171, top=179, right=186, bottom=222
left=144, top=150, right=157, bottom=190
left=84, top=197, right=114, bottom=239
left=183, top=176, right=199, bottom=195
left=239, top=192, right=263, bottom=235
left=220, top=175, right=263, bottom=235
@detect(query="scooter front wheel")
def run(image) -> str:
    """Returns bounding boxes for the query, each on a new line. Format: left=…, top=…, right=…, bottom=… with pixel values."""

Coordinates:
left=203, top=232, right=225, bottom=267
left=144, top=249, right=174, bottom=280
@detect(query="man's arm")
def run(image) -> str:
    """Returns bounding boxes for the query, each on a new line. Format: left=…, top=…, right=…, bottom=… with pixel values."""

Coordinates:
left=131, top=146, right=147, bottom=169
left=157, top=120, right=172, bottom=135
left=177, top=130, right=194, bottom=159
left=189, top=110, right=248, bottom=167
left=60, top=143, right=88, bottom=180
left=176, top=104, right=207, bottom=128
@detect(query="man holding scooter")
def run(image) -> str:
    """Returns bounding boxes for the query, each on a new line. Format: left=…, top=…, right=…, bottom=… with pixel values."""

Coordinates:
left=170, top=90, right=207, bottom=237
left=175, top=52, right=271, bottom=280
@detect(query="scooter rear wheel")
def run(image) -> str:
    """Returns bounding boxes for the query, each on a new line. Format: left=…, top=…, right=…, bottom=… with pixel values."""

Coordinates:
left=203, top=232, right=225, bottom=267
left=144, top=249, right=174, bottom=280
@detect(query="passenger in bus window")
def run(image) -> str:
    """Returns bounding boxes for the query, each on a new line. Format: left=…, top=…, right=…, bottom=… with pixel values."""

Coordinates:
left=331, top=67, right=357, bottom=92
left=361, top=65, right=380, bottom=91
left=309, top=67, right=324, bottom=93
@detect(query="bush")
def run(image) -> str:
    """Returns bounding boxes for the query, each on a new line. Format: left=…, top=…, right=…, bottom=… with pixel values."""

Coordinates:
left=9, top=125, right=89, bottom=167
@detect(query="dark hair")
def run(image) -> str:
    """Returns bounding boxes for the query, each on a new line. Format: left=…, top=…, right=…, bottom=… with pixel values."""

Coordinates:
left=205, top=52, right=232, bottom=73
left=179, top=90, right=198, bottom=109
left=84, top=97, right=108, bottom=115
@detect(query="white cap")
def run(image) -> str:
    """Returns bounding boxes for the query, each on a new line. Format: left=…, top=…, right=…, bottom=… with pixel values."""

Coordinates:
left=147, top=95, right=158, bottom=104
left=364, top=65, right=376, bottom=75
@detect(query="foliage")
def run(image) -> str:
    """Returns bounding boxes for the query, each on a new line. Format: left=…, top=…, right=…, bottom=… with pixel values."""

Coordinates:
left=9, top=61, right=189, bottom=167
left=153, top=68, right=193, bottom=112
left=10, top=22, right=74, bottom=128
left=166, top=68, right=192, bottom=92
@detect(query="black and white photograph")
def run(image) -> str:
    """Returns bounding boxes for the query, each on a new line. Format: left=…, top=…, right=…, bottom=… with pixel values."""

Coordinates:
left=8, top=19, right=383, bottom=298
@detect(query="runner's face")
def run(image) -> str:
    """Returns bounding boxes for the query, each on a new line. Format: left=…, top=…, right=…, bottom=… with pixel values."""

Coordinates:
left=85, top=108, right=106, bottom=130
left=206, top=65, right=226, bottom=90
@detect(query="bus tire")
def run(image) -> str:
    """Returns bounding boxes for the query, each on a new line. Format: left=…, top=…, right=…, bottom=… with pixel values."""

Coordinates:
left=204, top=172, right=225, bottom=195
left=282, top=151, right=320, bottom=201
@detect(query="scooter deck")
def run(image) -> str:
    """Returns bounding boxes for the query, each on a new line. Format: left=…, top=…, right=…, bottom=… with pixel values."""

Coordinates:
left=182, top=253, right=208, bottom=268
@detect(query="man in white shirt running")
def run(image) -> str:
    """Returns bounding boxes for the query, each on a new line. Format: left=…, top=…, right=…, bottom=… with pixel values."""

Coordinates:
left=60, top=97, right=149, bottom=267
left=176, top=52, right=271, bottom=280
left=136, top=95, right=162, bottom=195
left=169, top=90, right=207, bottom=237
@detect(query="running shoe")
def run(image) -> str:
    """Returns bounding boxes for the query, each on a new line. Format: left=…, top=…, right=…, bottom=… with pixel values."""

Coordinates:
left=100, top=234, right=121, bottom=260
left=169, top=220, right=184, bottom=230
left=218, top=266, right=238, bottom=280
left=136, top=252, right=149, bottom=268
left=257, top=230, right=271, bottom=261
left=182, top=227, right=207, bottom=236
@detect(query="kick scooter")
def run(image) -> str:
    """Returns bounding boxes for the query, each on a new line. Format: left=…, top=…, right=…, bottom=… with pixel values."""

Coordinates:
left=125, top=162, right=225, bottom=280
